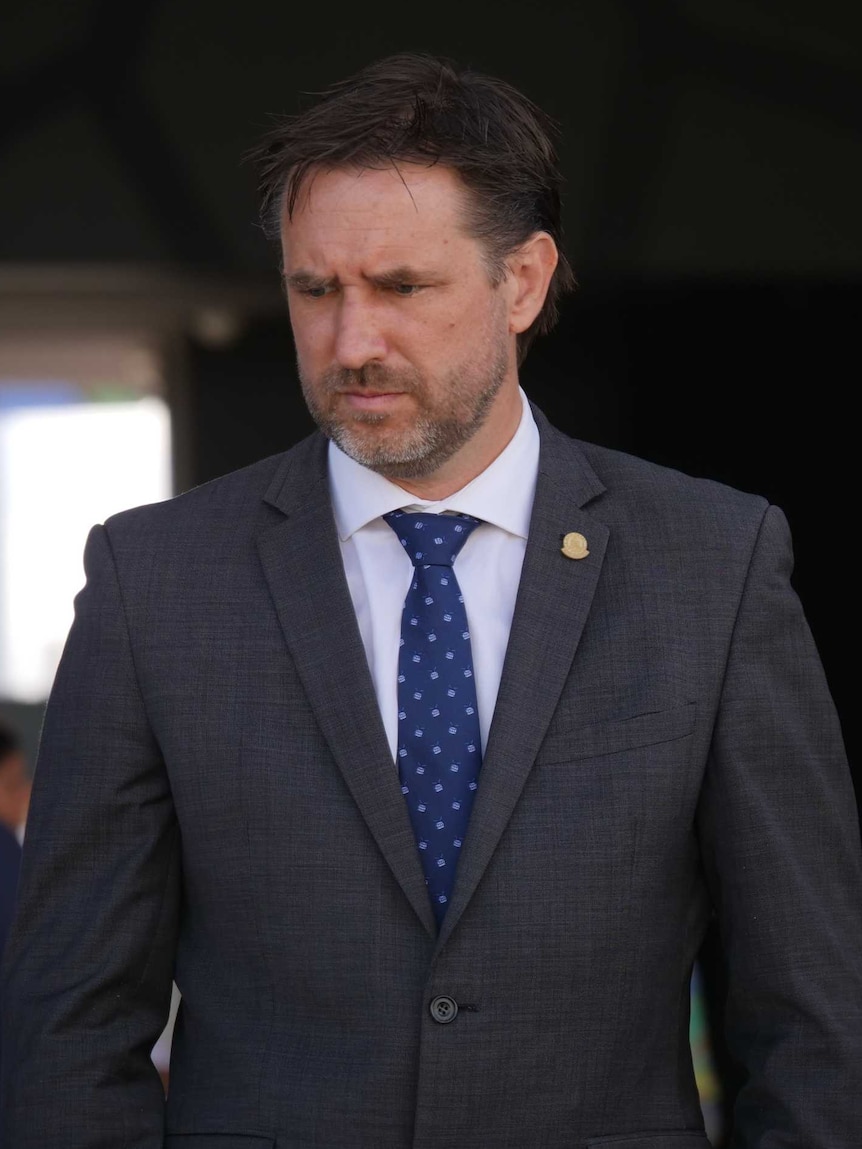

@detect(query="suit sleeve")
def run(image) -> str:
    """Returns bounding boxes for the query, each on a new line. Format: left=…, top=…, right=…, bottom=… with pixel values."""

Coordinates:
left=0, top=524, right=180, bottom=1149
left=696, top=504, right=862, bottom=1147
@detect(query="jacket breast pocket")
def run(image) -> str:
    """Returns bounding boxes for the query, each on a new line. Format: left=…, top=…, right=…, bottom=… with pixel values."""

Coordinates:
left=586, top=1134, right=710, bottom=1148
left=164, top=1136, right=275, bottom=1148
left=536, top=702, right=696, bottom=766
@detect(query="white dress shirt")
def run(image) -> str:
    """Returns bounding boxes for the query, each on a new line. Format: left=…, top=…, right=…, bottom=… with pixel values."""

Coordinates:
left=328, top=389, right=540, bottom=760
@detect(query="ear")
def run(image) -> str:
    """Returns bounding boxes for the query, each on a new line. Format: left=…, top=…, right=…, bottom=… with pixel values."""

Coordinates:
left=504, top=232, right=559, bottom=335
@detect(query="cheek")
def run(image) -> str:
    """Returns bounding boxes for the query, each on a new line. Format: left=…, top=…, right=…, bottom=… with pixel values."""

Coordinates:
left=422, top=296, right=491, bottom=348
left=440, top=295, right=506, bottom=355
left=289, top=308, right=333, bottom=363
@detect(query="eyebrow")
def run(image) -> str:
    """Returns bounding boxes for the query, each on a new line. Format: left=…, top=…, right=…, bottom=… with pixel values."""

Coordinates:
left=284, top=266, right=444, bottom=290
left=371, top=266, right=441, bottom=286
left=283, top=270, right=332, bottom=291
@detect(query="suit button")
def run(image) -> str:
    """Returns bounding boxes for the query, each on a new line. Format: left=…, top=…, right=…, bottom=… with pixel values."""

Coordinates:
left=429, top=995, right=459, bottom=1024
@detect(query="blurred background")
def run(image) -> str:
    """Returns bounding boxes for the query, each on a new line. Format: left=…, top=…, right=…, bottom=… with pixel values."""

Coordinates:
left=1, top=1, right=860, bottom=1142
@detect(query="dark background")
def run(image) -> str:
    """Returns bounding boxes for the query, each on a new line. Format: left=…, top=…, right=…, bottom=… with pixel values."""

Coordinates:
left=1, top=0, right=859, bottom=782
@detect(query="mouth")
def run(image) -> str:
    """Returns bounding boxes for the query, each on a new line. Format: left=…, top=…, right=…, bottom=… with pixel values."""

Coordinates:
left=338, top=390, right=408, bottom=410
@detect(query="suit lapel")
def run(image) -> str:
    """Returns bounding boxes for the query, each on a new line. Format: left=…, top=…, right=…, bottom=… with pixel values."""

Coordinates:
left=256, top=436, right=437, bottom=937
left=437, top=414, right=609, bottom=948
left=256, top=415, right=610, bottom=946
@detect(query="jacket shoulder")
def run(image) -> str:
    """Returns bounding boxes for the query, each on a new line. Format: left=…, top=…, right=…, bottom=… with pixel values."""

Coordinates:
left=572, top=436, right=771, bottom=531
left=101, top=432, right=324, bottom=544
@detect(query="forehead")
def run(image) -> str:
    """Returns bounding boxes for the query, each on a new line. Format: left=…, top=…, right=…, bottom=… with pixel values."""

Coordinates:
left=280, top=163, right=476, bottom=268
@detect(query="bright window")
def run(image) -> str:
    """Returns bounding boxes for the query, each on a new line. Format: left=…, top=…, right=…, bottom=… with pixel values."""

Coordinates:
left=0, top=391, right=171, bottom=702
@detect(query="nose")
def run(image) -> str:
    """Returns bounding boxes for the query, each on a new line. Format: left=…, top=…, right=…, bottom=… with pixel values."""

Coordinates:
left=333, top=293, right=387, bottom=370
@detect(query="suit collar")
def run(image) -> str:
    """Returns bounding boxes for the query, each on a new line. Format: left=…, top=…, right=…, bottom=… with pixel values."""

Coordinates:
left=262, top=430, right=329, bottom=518
left=530, top=402, right=606, bottom=509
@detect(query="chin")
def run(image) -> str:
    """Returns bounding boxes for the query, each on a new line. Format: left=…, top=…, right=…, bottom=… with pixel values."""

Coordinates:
left=334, top=426, right=461, bottom=482
left=334, top=432, right=410, bottom=469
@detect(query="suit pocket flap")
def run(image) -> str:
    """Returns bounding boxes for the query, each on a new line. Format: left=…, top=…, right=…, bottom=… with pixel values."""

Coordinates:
left=537, top=703, right=696, bottom=765
left=165, top=1136, right=275, bottom=1149
left=586, top=1134, right=710, bottom=1148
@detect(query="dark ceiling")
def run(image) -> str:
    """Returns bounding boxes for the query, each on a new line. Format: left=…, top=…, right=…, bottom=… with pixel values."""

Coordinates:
left=2, top=0, right=860, bottom=278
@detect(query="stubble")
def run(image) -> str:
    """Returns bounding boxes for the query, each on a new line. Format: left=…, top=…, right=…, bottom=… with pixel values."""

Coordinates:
left=298, top=337, right=509, bottom=481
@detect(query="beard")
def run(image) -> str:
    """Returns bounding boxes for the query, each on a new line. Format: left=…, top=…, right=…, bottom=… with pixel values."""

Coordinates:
left=298, top=337, right=510, bottom=481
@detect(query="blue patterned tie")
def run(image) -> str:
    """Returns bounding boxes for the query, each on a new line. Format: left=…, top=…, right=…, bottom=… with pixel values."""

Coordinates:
left=384, top=510, right=483, bottom=928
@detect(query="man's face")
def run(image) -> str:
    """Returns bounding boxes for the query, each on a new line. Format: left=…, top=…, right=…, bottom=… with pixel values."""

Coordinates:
left=280, top=163, right=520, bottom=485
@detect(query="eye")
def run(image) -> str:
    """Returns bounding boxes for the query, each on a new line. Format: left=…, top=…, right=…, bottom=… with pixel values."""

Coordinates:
left=304, top=285, right=330, bottom=299
left=392, top=283, right=420, bottom=296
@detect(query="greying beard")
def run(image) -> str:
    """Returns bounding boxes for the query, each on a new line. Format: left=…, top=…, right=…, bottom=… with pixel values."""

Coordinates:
left=299, top=345, right=508, bottom=480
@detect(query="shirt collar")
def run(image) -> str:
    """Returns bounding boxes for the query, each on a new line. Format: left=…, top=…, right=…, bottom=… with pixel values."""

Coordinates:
left=328, top=388, right=539, bottom=541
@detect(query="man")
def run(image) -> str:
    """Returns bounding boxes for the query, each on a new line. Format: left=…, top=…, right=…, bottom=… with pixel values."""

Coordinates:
left=2, top=53, right=861, bottom=1149
left=0, top=723, right=27, bottom=1139
left=0, top=822, right=22, bottom=1102
left=0, top=723, right=31, bottom=844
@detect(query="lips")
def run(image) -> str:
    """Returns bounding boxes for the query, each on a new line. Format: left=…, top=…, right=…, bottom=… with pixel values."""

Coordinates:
left=337, top=390, right=409, bottom=414
left=323, top=364, right=419, bottom=398
left=340, top=390, right=402, bottom=398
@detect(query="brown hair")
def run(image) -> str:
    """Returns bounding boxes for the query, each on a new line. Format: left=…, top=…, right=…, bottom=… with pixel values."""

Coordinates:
left=250, top=53, right=576, bottom=362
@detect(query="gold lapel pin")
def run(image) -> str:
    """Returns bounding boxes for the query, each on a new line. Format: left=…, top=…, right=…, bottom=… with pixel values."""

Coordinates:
left=561, top=531, right=589, bottom=560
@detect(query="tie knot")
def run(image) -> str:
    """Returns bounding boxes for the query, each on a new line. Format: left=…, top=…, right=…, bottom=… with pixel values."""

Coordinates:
left=384, top=511, right=481, bottom=568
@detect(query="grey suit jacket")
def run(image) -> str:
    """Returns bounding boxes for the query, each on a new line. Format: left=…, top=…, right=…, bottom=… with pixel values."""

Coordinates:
left=3, top=410, right=862, bottom=1148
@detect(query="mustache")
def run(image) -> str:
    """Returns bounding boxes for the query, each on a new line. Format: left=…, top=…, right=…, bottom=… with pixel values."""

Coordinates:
left=321, top=364, right=420, bottom=394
